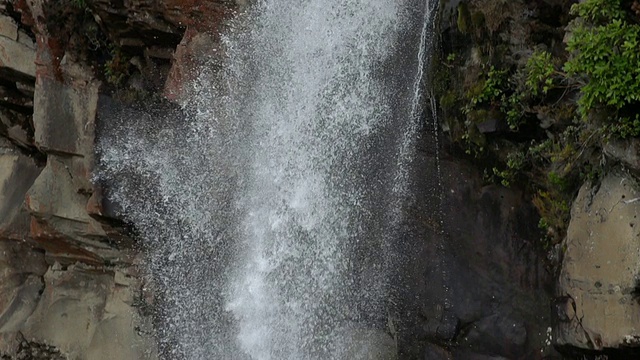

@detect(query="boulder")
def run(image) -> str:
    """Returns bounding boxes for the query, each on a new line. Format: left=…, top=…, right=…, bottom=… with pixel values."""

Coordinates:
left=555, top=173, right=640, bottom=350
left=457, top=311, right=527, bottom=357
left=451, top=351, right=510, bottom=360
left=423, top=343, right=452, bottom=360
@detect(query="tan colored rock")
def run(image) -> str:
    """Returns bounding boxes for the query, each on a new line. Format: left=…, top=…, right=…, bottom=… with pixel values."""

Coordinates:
left=17, top=30, right=35, bottom=50
left=556, top=173, right=640, bottom=349
left=0, top=241, right=47, bottom=336
left=0, top=138, right=42, bottom=240
left=0, top=34, right=35, bottom=80
left=25, top=155, right=130, bottom=265
left=18, top=264, right=157, bottom=360
left=32, top=75, right=99, bottom=156
left=0, top=14, right=18, bottom=40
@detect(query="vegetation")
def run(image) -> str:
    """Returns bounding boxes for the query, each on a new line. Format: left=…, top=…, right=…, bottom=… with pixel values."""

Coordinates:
left=564, top=0, right=640, bottom=132
left=71, top=0, right=87, bottom=8
left=525, top=50, right=559, bottom=97
left=437, top=0, right=640, bottom=254
left=104, top=45, right=131, bottom=86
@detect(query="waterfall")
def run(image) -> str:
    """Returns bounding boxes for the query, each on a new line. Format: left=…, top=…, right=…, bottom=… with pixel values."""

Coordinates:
left=97, top=0, right=437, bottom=359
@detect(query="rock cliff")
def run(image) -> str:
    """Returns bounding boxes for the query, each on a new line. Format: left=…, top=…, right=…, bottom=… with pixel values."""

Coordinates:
left=0, top=0, right=638, bottom=359
left=435, top=0, right=640, bottom=358
left=0, top=0, right=235, bottom=358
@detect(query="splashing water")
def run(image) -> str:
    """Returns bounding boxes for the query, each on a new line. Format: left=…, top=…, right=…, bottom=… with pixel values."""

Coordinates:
left=97, top=0, right=437, bottom=359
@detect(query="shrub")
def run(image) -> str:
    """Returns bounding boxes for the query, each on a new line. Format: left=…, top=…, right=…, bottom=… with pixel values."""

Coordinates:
left=465, top=66, right=507, bottom=110
left=564, top=0, right=640, bottom=118
left=525, top=50, right=557, bottom=97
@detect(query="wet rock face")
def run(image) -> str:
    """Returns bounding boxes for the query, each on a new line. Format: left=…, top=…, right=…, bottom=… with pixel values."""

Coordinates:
left=397, top=143, right=557, bottom=359
left=555, top=173, right=640, bottom=352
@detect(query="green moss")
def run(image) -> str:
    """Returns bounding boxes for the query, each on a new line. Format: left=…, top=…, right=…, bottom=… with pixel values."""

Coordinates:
left=457, top=3, right=471, bottom=34
left=466, top=109, right=489, bottom=124
left=440, top=91, right=457, bottom=109
left=465, top=81, right=484, bottom=101
left=470, top=11, right=486, bottom=30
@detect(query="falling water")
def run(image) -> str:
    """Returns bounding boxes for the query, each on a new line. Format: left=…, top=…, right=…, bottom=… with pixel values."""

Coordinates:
left=97, top=0, right=437, bottom=359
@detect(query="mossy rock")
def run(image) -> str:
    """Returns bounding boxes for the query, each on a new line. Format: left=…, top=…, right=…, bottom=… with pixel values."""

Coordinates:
left=470, top=11, right=485, bottom=30
left=440, top=90, right=458, bottom=110
left=456, top=3, right=472, bottom=34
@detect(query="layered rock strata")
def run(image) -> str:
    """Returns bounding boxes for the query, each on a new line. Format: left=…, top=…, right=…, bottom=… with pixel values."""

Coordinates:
left=0, top=0, right=235, bottom=358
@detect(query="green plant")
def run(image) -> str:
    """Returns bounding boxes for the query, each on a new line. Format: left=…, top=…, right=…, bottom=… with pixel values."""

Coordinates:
left=71, top=0, right=87, bottom=8
left=569, top=0, right=627, bottom=23
left=493, top=151, right=525, bottom=187
left=525, top=50, right=557, bottom=96
left=461, top=131, right=485, bottom=157
left=564, top=0, right=640, bottom=118
left=609, top=114, right=640, bottom=138
left=532, top=190, right=570, bottom=242
left=465, top=66, right=507, bottom=112
left=547, top=171, right=569, bottom=191
left=477, top=66, right=506, bottom=104
left=501, top=92, right=525, bottom=130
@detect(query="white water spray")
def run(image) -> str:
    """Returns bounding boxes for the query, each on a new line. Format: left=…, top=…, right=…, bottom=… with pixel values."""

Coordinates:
left=97, top=0, right=437, bottom=359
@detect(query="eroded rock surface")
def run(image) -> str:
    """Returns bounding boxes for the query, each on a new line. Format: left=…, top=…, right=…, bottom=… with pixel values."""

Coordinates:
left=555, top=173, right=640, bottom=351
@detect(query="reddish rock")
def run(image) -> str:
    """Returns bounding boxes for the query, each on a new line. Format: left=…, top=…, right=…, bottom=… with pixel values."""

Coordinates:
left=163, top=0, right=232, bottom=32
left=11, top=0, right=36, bottom=30
left=164, top=27, right=219, bottom=101
left=28, top=218, right=104, bottom=266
